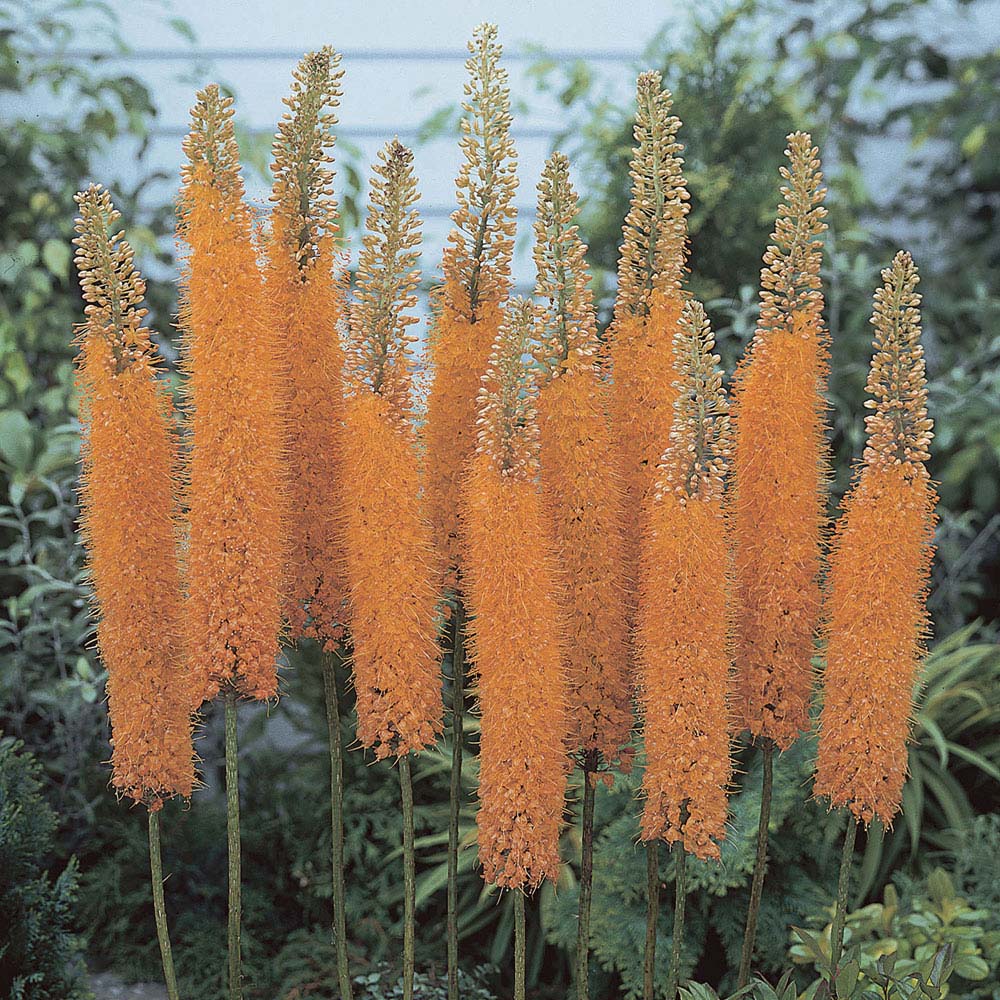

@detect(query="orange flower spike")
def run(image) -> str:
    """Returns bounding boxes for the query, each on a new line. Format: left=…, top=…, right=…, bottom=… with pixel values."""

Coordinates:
left=424, top=22, right=518, bottom=582
left=74, top=185, right=195, bottom=808
left=532, top=152, right=632, bottom=771
left=609, top=71, right=692, bottom=587
left=731, top=132, right=830, bottom=748
left=268, top=48, right=349, bottom=649
left=638, top=299, right=734, bottom=859
left=815, top=252, right=936, bottom=826
left=340, top=140, right=442, bottom=759
left=461, top=298, right=569, bottom=890
left=179, top=85, right=287, bottom=704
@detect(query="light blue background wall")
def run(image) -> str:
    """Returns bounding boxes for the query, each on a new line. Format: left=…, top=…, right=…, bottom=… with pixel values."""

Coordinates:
left=20, top=0, right=1000, bottom=310
left=76, top=0, right=687, bottom=294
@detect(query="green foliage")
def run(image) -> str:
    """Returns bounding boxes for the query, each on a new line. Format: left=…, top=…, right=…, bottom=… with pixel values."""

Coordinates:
left=548, top=736, right=844, bottom=998
left=950, top=815, right=1000, bottom=926
left=0, top=1, right=177, bottom=421
left=680, top=956, right=958, bottom=1000
left=347, top=963, right=496, bottom=1000
left=853, top=627, right=1000, bottom=900
left=791, top=868, right=998, bottom=998
left=0, top=737, right=88, bottom=1000
left=0, top=0, right=179, bottom=849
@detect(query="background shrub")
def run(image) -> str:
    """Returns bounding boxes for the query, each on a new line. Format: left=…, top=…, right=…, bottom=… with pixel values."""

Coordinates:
left=0, top=737, right=87, bottom=999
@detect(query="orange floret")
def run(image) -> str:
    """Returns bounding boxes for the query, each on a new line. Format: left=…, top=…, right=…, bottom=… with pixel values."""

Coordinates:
left=608, top=71, right=691, bottom=589
left=461, top=299, right=569, bottom=889
left=178, top=85, right=287, bottom=704
left=340, top=139, right=442, bottom=759
left=74, top=184, right=195, bottom=807
left=637, top=299, right=734, bottom=859
left=268, top=48, right=349, bottom=648
left=731, top=133, right=830, bottom=749
left=423, top=23, right=517, bottom=584
left=815, top=252, right=936, bottom=825
left=532, top=152, right=632, bottom=771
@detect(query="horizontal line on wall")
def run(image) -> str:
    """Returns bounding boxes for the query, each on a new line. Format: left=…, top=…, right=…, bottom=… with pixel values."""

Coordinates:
left=41, top=47, right=642, bottom=63
left=146, top=124, right=562, bottom=140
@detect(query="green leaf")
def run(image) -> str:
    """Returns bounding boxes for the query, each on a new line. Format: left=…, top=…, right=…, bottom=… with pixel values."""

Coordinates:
left=960, top=122, right=987, bottom=157
left=951, top=954, right=989, bottom=980
left=835, top=959, right=861, bottom=998
left=41, top=238, right=71, bottom=281
left=0, top=410, right=35, bottom=471
left=168, top=16, right=197, bottom=43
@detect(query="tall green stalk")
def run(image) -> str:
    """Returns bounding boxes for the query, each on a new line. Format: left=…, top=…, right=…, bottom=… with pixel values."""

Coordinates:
left=514, top=890, right=526, bottom=1000
left=322, top=652, right=353, bottom=1000
left=738, top=738, right=775, bottom=988
left=148, top=810, right=180, bottom=1000
left=576, top=756, right=598, bottom=1000
left=644, top=840, right=660, bottom=1000
left=223, top=688, right=242, bottom=1000
left=447, top=603, right=465, bottom=1000
left=399, top=753, right=416, bottom=1000
left=666, top=844, right=688, bottom=1000
left=829, top=815, right=858, bottom=978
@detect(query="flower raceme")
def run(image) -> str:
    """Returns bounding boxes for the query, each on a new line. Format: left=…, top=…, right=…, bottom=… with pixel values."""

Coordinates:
left=531, top=152, right=631, bottom=772
left=423, top=23, right=518, bottom=586
left=731, top=132, right=830, bottom=749
left=74, top=185, right=194, bottom=808
left=609, top=71, right=692, bottom=596
left=461, top=298, right=569, bottom=890
left=815, top=252, right=937, bottom=825
left=178, top=85, right=287, bottom=704
left=637, top=299, right=734, bottom=859
left=267, top=48, right=350, bottom=649
left=340, top=140, right=442, bottom=759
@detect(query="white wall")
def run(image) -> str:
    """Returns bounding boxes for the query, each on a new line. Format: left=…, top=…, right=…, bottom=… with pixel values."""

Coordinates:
left=76, top=0, right=685, bottom=297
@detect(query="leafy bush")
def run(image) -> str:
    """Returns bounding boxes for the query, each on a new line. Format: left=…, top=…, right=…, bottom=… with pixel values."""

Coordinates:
left=0, top=737, right=87, bottom=999
left=681, top=955, right=957, bottom=1000
left=853, top=628, right=1000, bottom=900
left=790, top=868, right=998, bottom=998
left=348, top=964, right=496, bottom=1000
left=0, top=0, right=177, bottom=847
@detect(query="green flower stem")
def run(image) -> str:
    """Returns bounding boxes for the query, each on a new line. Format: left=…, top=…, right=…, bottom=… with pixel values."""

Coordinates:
left=738, top=738, right=775, bottom=988
left=830, top=813, right=859, bottom=977
left=323, top=652, right=353, bottom=1000
left=399, top=753, right=416, bottom=1000
left=644, top=840, right=660, bottom=1000
left=448, top=603, right=465, bottom=1000
left=667, top=843, right=688, bottom=1000
left=148, top=809, right=180, bottom=1000
left=514, top=889, right=526, bottom=1000
left=224, top=688, right=242, bottom=1000
left=576, top=756, right=598, bottom=1000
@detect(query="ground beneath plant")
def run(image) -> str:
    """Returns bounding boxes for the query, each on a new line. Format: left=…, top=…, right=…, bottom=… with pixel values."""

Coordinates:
left=88, top=971, right=167, bottom=999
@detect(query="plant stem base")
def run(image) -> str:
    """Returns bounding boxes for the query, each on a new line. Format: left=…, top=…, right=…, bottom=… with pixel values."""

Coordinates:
left=644, top=840, right=659, bottom=1000
left=447, top=603, right=465, bottom=1000
left=738, top=739, right=775, bottom=988
left=323, top=653, right=353, bottom=1000
left=224, top=689, right=242, bottom=1000
left=148, top=810, right=180, bottom=1000
left=400, top=754, right=416, bottom=1000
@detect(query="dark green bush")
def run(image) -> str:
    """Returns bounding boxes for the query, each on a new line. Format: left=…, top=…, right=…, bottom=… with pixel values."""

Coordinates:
left=0, top=737, right=88, bottom=999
